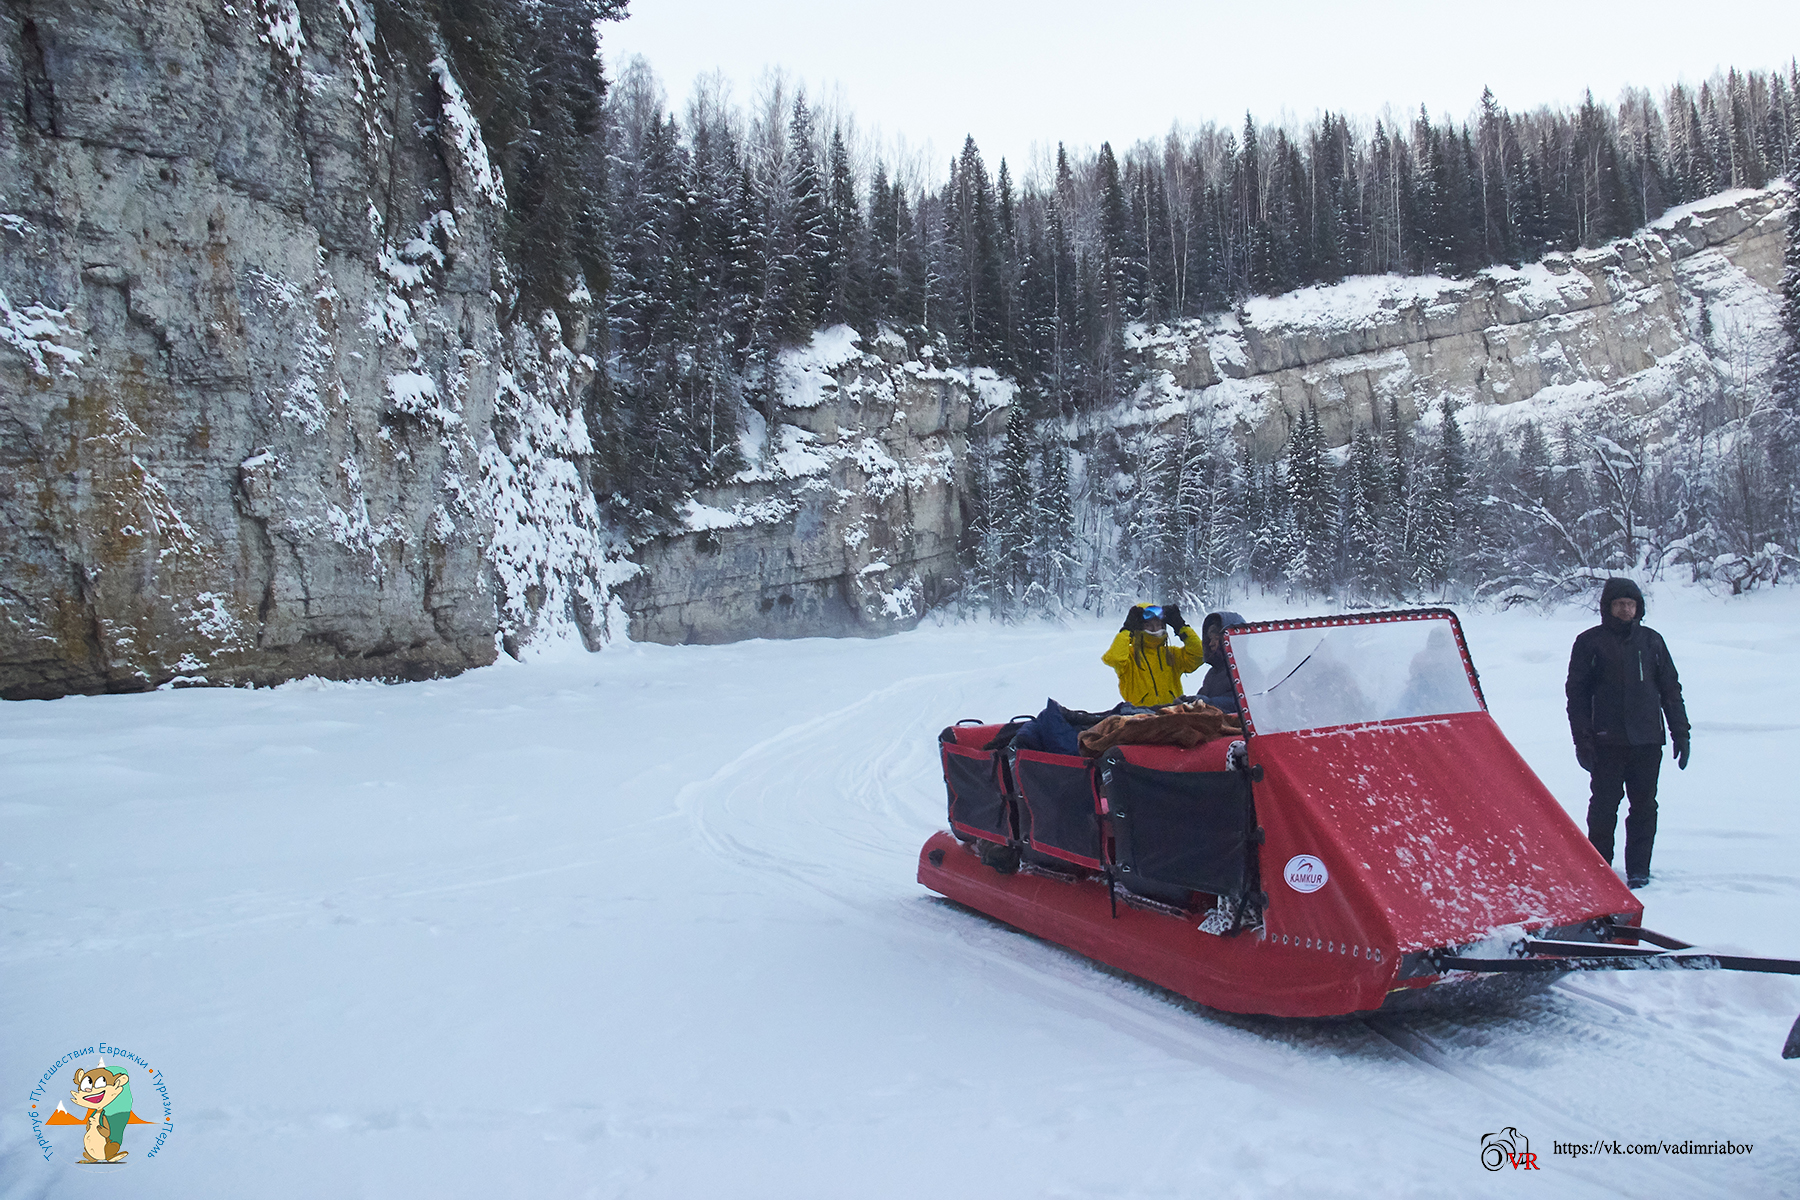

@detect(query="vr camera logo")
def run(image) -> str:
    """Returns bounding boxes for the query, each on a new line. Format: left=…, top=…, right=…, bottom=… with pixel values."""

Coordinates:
left=1481, top=1127, right=1540, bottom=1171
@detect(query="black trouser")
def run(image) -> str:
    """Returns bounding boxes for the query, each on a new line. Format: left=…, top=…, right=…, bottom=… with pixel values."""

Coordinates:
left=1586, top=744, right=1662, bottom=879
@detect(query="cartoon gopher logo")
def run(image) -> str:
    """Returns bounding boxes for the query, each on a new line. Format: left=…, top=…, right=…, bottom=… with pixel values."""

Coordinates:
left=28, top=1045, right=169, bottom=1164
left=62, top=1063, right=135, bottom=1163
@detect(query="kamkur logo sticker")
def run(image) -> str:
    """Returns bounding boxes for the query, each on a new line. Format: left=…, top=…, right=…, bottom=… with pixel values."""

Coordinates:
left=25, top=1043, right=172, bottom=1165
left=1284, top=854, right=1329, bottom=893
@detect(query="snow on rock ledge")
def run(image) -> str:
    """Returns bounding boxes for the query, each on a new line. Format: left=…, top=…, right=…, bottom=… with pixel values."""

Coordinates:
left=482, top=313, right=637, bottom=658
left=1110, top=185, right=1793, bottom=454
left=621, top=328, right=996, bottom=644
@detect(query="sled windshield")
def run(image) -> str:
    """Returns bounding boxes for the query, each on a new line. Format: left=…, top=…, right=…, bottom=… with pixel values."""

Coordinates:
left=1228, top=611, right=1484, bottom=736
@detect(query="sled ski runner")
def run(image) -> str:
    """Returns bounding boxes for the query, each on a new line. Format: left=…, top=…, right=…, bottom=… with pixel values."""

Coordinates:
left=1420, top=925, right=1800, bottom=976
left=919, top=608, right=1800, bottom=1057
left=1427, top=932, right=1800, bottom=975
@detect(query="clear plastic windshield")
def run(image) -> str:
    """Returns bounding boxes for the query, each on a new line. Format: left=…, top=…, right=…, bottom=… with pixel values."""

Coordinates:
left=1227, top=616, right=1482, bottom=735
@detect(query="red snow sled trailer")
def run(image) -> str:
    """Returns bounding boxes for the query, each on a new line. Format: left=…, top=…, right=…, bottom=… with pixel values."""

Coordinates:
left=919, top=608, right=1800, bottom=1048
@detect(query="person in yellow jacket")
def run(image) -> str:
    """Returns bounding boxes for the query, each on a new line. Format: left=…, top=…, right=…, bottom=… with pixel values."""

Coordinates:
left=1103, top=603, right=1205, bottom=707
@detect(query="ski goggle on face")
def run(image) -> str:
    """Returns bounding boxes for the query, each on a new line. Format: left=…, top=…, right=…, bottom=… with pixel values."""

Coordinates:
left=1141, top=605, right=1164, bottom=619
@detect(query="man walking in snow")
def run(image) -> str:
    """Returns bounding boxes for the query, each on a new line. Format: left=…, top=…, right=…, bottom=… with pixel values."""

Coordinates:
left=1565, top=578, right=1691, bottom=888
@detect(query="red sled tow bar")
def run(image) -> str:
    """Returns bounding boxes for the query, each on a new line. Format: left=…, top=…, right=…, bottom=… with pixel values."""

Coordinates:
left=1419, top=923, right=1800, bottom=1057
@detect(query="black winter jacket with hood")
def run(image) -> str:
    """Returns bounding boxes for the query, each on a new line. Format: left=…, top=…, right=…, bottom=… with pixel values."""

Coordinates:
left=1565, top=578, right=1690, bottom=751
left=1197, top=610, right=1247, bottom=711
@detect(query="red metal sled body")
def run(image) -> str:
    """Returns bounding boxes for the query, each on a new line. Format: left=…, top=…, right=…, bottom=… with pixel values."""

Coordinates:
left=918, top=610, right=1643, bottom=1019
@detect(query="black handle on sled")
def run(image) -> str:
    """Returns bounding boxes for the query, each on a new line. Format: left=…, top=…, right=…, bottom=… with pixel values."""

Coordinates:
left=1432, top=949, right=1800, bottom=978
left=1428, top=939, right=1800, bottom=1059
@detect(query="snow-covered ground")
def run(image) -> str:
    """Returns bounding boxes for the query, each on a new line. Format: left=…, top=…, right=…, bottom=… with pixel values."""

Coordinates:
left=5, top=586, right=1800, bottom=1198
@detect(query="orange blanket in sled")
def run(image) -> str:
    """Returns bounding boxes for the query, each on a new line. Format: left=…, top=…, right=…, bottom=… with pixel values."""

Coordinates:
left=1077, top=701, right=1242, bottom=757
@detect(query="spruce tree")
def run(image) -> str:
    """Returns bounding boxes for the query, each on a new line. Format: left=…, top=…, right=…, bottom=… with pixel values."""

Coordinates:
left=1409, top=397, right=1469, bottom=592
left=1180, top=423, right=1237, bottom=604
left=970, top=152, right=1005, bottom=366
left=996, top=403, right=1037, bottom=601
left=783, top=96, right=827, bottom=341
left=1235, top=442, right=1278, bottom=587
left=726, top=166, right=763, bottom=355
left=1284, top=404, right=1336, bottom=593
left=1095, top=142, right=1133, bottom=378
left=867, top=166, right=898, bottom=321
left=1440, top=394, right=1470, bottom=504
left=1037, top=439, right=1077, bottom=605
left=1385, top=396, right=1414, bottom=588
left=1476, top=88, right=1510, bottom=264
left=895, top=187, right=927, bottom=330
left=1047, top=146, right=1080, bottom=411
left=1123, top=431, right=1183, bottom=597
left=1015, top=194, right=1052, bottom=387
left=1341, top=427, right=1387, bottom=602
left=962, top=424, right=999, bottom=607
left=1516, top=419, right=1553, bottom=502
left=824, top=126, right=869, bottom=329
left=1237, top=115, right=1263, bottom=295
left=994, top=159, right=1020, bottom=371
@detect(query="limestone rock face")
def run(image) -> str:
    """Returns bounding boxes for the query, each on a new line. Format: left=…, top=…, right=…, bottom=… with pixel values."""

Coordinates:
left=1112, top=188, right=1792, bottom=453
left=621, top=330, right=1002, bottom=644
left=619, top=189, right=1791, bottom=645
left=3, top=1, right=1790, bottom=694
left=1, top=0, right=515, bottom=698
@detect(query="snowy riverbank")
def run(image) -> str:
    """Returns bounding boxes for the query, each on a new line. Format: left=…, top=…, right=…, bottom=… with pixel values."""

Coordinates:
left=5, top=585, right=1800, bottom=1197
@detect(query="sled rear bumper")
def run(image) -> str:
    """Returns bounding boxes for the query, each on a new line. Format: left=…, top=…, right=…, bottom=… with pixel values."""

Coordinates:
left=917, top=831, right=1400, bottom=1018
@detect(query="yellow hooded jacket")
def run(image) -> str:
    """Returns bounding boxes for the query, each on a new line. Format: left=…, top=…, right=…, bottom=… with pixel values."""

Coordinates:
left=1103, top=623, right=1205, bottom=707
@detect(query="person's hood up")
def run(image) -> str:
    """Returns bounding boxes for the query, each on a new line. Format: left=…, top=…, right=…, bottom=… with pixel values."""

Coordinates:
left=1599, top=577, right=1645, bottom=633
left=1202, top=610, right=1247, bottom=636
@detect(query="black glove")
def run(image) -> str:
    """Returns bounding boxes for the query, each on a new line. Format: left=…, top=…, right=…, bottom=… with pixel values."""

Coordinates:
left=1162, top=603, right=1185, bottom=631
left=1575, top=741, right=1595, bottom=773
left=1122, top=606, right=1147, bottom=633
left=1673, top=734, right=1690, bottom=771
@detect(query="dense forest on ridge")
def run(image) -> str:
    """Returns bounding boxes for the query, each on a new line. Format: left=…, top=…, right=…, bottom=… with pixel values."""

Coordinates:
left=393, top=0, right=1800, bottom=610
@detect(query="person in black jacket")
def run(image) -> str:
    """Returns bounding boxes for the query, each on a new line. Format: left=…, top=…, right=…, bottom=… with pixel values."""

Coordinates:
left=1565, top=577, right=1691, bottom=888
left=1195, top=610, right=1247, bottom=714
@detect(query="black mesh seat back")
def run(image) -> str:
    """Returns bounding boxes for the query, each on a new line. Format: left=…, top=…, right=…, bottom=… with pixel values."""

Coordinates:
left=1014, top=751, right=1103, bottom=868
left=942, top=742, right=1011, bottom=843
left=1102, top=756, right=1252, bottom=895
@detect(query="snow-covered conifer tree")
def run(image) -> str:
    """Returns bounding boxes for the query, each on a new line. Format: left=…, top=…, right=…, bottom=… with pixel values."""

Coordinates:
left=1341, top=427, right=1387, bottom=603
left=1037, top=440, right=1078, bottom=606
left=781, top=95, right=827, bottom=341
left=823, top=126, right=869, bottom=330
left=1284, top=404, right=1336, bottom=594
left=995, top=403, right=1038, bottom=604
left=1179, top=420, right=1238, bottom=605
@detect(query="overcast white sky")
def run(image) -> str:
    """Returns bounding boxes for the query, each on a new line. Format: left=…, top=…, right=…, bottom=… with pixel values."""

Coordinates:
left=602, top=1, right=1797, bottom=181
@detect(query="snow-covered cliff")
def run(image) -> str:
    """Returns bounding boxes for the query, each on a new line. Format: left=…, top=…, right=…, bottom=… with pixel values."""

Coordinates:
left=1109, top=187, right=1791, bottom=452
left=0, top=0, right=620, bottom=698
left=620, top=327, right=1011, bottom=643
left=1, top=0, right=1791, bottom=694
